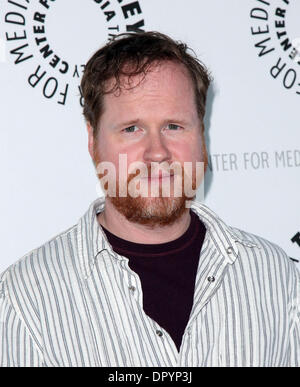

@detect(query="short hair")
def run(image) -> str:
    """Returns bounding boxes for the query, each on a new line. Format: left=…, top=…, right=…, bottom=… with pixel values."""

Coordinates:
left=81, top=31, right=212, bottom=136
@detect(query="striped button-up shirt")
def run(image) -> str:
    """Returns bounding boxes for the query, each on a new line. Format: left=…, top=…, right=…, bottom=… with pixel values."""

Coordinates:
left=0, top=197, right=299, bottom=367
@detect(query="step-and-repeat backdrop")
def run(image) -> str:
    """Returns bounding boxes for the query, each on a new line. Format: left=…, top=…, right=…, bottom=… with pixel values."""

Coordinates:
left=0, top=0, right=299, bottom=272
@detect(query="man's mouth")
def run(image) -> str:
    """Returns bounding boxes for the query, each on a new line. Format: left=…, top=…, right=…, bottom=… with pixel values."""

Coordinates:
left=141, top=172, right=175, bottom=180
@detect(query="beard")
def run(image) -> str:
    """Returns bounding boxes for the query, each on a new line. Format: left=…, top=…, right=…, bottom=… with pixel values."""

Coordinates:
left=110, top=176, right=194, bottom=228
left=94, top=152, right=201, bottom=228
left=111, top=196, right=189, bottom=227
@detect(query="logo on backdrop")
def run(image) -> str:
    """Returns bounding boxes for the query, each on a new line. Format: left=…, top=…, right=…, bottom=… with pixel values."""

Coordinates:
left=291, top=232, right=300, bottom=247
left=4, top=0, right=146, bottom=106
left=250, top=0, right=300, bottom=95
left=290, top=232, right=300, bottom=263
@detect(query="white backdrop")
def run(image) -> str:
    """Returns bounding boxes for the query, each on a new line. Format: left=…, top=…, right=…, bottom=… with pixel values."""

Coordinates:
left=0, top=0, right=299, bottom=273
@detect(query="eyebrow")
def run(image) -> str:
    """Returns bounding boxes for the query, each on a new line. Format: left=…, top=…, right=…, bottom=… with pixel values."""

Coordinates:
left=113, top=119, right=141, bottom=129
left=113, top=118, right=191, bottom=129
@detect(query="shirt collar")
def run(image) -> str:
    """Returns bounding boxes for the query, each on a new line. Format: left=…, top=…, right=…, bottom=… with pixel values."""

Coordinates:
left=77, top=196, right=113, bottom=279
left=77, top=196, right=260, bottom=279
left=190, top=201, right=260, bottom=263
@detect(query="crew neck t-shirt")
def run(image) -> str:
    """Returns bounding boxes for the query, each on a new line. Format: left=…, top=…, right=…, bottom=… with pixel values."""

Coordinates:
left=100, top=209, right=206, bottom=352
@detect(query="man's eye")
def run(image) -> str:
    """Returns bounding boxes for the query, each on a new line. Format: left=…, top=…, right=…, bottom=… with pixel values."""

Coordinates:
left=167, top=124, right=182, bottom=130
left=123, top=125, right=138, bottom=133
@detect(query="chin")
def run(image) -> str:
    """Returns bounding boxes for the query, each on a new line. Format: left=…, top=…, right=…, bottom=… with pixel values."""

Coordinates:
left=109, top=194, right=189, bottom=227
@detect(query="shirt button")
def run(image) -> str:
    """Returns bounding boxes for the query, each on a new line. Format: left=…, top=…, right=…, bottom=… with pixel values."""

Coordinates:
left=156, top=330, right=163, bottom=337
left=227, top=246, right=234, bottom=254
left=208, top=276, right=215, bottom=283
left=129, top=286, right=136, bottom=292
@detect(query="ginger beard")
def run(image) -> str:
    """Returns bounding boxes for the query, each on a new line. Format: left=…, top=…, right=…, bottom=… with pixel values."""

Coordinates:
left=94, top=151, right=203, bottom=228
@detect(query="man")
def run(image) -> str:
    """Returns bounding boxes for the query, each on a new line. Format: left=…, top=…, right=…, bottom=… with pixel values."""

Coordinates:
left=0, top=31, right=299, bottom=367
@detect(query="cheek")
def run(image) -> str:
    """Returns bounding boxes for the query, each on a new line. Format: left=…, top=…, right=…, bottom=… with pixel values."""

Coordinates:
left=172, top=138, right=205, bottom=163
left=95, top=133, right=119, bottom=163
left=192, top=132, right=207, bottom=162
left=96, top=145, right=142, bottom=179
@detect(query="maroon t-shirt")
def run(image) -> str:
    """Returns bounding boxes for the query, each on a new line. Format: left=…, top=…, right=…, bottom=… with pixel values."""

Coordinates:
left=100, top=209, right=206, bottom=352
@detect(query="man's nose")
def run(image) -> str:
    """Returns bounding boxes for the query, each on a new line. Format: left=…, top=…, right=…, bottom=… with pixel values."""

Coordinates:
left=143, top=131, right=172, bottom=163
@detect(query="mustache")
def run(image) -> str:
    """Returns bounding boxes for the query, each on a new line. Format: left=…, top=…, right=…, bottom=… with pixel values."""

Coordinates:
left=98, top=165, right=190, bottom=183
left=127, top=164, right=178, bottom=180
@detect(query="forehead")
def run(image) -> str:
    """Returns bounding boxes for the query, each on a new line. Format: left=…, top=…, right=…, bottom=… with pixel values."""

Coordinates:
left=103, top=60, right=196, bottom=109
left=106, top=61, right=193, bottom=97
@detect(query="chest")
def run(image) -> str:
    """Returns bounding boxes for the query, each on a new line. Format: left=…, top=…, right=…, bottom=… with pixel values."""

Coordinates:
left=39, top=261, right=290, bottom=367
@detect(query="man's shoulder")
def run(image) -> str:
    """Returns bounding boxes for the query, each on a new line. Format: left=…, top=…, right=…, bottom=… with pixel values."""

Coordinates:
left=231, top=226, right=291, bottom=257
left=0, top=223, right=78, bottom=298
left=192, top=201, right=298, bottom=272
left=228, top=226, right=300, bottom=281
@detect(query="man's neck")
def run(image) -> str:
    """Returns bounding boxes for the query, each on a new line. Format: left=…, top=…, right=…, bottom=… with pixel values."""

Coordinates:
left=97, top=200, right=192, bottom=244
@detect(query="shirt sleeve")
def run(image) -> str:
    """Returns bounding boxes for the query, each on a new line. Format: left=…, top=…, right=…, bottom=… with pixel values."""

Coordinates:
left=287, top=270, right=300, bottom=367
left=0, top=293, right=44, bottom=367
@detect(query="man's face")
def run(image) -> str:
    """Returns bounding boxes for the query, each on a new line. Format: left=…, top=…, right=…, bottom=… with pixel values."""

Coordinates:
left=88, top=60, right=207, bottom=227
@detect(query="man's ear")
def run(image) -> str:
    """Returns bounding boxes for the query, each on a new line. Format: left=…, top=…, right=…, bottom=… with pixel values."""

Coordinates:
left=86, top=122, right=95, bottom=161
